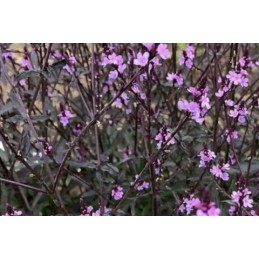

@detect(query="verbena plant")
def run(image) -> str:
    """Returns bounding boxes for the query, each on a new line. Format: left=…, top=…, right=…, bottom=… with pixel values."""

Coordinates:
left=0, top=43, right=258, bottom=216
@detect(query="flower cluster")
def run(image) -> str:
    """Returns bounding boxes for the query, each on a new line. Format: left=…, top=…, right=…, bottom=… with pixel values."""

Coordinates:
left=3, top=205, right=22, bottom=216
left=80, top=200, right=111, bottom=216
left=58, top=108, right=74, bottom=126
left=179, top=191, right=221, bottom=216
left=195, top=201, right=221, bottom=216
left=179, top=194, right=201, bottom=215
left=229, top=102, right=249, bottom=123
left=130, top=175, right=149, bottom=191
left=166, top=71, right=183, bottom=87
left=156, top=44, right=170, bottom=60
left=155, top=127, right=176, bottom=149
left=210, top=160, right=230, bottom=181
left=198, top=145, right=216, bottom=168
left=178, top=80, right=211, bottom=124
left=111, top=186, right=124, bottom=200
left=179, top=44, right=195, bottom=68
left=229, top=175, right=254, bottom=215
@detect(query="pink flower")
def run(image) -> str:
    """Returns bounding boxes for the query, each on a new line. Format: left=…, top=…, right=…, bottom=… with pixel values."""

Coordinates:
left=137, top=181, right=149, bottom=191
left=188, top=86, right=201, bottom=96
left=132, top=83, right=140, bottom=93
left=113, top=98, right=123, bottom=109
left=231, top=191, right=242, bottom=203
left=229, top=109, right=239, bottom=118
left=240, top=77, right=249, bottom=87
left=19, top=79, right=26, bottom=86
left=225, top=99, right=234, bottom=106
left=112, top=186, right=124, bottom=200
left=118, top=64, right=127, bottom=73
left=229, top=206, right=237, bottom=216
left=188, top=101, right=200, bottom=113
left=53, top=50, right=62, bottom=59
left=177, top=100, right=189, bottom=110
left=69, top=56, right=76, bottom=64
left=21, top=57, right=32, bottom=70
left=201, top=94, right=211, bottom=109
left=108, top=53, right=123, bottom=65
left=157, top=44, right=170, bottom=59
left=166, top=72, right=183, bottom=86
left=63, top=64, right=75, bottom=75
left=151, top=57, right=161, bottom=66
left=134, top=52, right=149, bottom=67
left=4, top=205, right=22, bottom=216
left=242, top=196, right=253, bottom=208
left=140, top=93, right=146, bottom=100
left=198, top=148, right=216, bottom=168
left=179, top=45, right=195, bottom=68
left=207, top=206, right=221, bottom=216
left=121, top=93, right=129, bottom=104
left=210, top=163, right=230, bottom=181
left=58, top=110, right=74, bottom=126
left=196, top=202, right=221, bottom=216
left=143, top=43, right=153, bottom=51
left=215, top=89, right=224, bottom=97
left=185, top=59, right=193, bottom=68
left=109, top=70, right=118, bottom=80
left=226, top=71, right=242, bottom=85
left=2, top=52, right=13, bottom=59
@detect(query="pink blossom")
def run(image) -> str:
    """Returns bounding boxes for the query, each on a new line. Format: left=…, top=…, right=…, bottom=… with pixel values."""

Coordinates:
left=137, top=181, right=149, bottom=191
left=121, top=93, right=129, bottom=104
left=210, top=163, right=230, bottom=181
left=215, top=89, right=224, bottom=97
left=109, top=70, right=118, bottom=80
left=166, top=72, right=183, bottom=86
left=240, top=77, right=249, bottom=87
left=201, top=94, right=211, bottom=109
left=53, top=50, right=62, bottom=59
left=157, top=44, right=170, bottom=59
left=188, top=101, right=200, bottom=113
left=188, top=86, right=201, bottom=96
left=69, top=56, right=76, bottom=64
left=151, top=57, right=161, bottom=66
left=198, top=148, right=216, bottom=168
left=196, top=202, right=221, bottom=216
left=229, top=109, right=239, bottom=118
left=58, top=110, right=74, bottom=126
left=112, top=186, right=124, bottom=200
left=21, top=57, right=32, bottom=70
left=143, top=43, right=153, bottom=51
left=108, top=53, right=123, bottom=65
left=113, top=98, right=123, bottom=109
left=4, top=205, right=22, bottom=216
left=226, top=71, right=242, bottom=85
left=140, top=93, right=146, bottom=100
left=118, top=64, right=127, bottom=73
left=132, top=83, right=140, bottom=93
left=185, top=59, right=193, bottom=68
left=242, top=196, right=253, bottom=208
left=63, top=64, right=75, bottom=75
left=225, top=99, right=234, bottom=106
left=177, top=100, right=189, bottom=110
left=231, top=191, right=242, bottom=203
left=19, top=79, right=26, bottom=86
left=2, top=52, right=13, bottom=59
left=134, top=52, right=149, bottom=67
